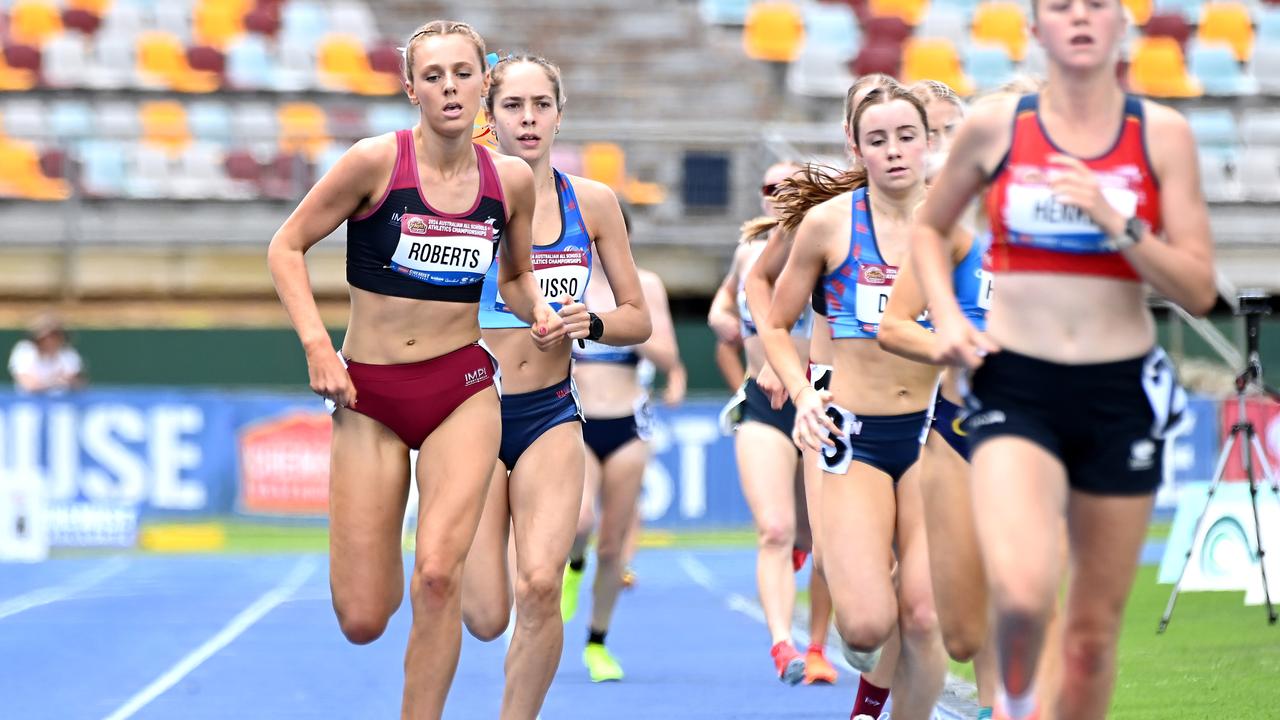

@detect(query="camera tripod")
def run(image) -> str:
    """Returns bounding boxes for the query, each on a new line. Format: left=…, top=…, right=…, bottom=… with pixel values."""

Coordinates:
left=1158, top=296, right=1280, bottom=632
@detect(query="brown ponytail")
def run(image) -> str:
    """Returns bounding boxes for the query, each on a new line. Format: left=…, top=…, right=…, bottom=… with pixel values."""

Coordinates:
left=773, top=164, right=868, bottom=231
left=739, top=216, right=780, bottom=243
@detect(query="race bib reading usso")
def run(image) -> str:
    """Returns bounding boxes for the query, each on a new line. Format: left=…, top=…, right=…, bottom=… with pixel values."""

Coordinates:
left=390, top=213, right=495, bottom=286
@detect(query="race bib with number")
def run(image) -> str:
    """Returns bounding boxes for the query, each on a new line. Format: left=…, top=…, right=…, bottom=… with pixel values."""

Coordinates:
left=854, top=263, right=897, bottom=330
left=820, top=403, right=863, bottom=476
left=1002, top=166, right=1139, bottom=254
left=976, top=268, right=994, bottom=311
left=389, top=213, right=495, bottom=286
left=1141, top=346, right=1190, bottom=440
left=494, top=247, right=590, bottom=314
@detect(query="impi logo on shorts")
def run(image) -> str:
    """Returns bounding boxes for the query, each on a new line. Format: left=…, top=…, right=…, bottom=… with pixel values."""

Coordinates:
left=464, top=366, right=489, bottom=387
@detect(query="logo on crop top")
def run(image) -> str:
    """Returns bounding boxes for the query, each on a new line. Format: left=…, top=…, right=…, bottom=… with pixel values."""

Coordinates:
left=863, top=267, right=888, bottom=284
left=407, top=217, right=428, bottom=234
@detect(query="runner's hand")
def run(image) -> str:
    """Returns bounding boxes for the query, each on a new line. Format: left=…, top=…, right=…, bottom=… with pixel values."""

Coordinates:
left=756, top=363, right=788, bottom=410
left=1047, top=154, right=1125, bottom=237
left=791, top=386, right=840, bottom=453
left=558, top=295, right=591, bottom=340
left=932, top=313, right=999, bottom=370
left=306, top=345, right=356, bottom=408
left=531, top=301, right=567, bottom=351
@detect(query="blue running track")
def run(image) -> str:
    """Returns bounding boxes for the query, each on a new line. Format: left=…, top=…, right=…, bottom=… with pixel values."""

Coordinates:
left=0, top=548, right=969, bottom=719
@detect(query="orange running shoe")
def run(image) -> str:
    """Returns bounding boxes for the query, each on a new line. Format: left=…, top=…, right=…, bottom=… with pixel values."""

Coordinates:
left=803, top=645, right=838, bottom=685
left=770, top=641, right=806, bottom=685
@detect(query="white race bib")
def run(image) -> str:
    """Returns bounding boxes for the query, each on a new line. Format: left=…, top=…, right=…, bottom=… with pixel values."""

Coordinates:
left=854, top=262, right=897, bottom=328
left=1002, top=165, right=1139, bottom=254
left=976, top=268, right=994, bottom=311
left=389, top=213, right=494, bottom=286
left=820, top=403, right=862, bottom=476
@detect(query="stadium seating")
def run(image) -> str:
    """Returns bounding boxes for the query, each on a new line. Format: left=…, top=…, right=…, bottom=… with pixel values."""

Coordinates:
left=743, top=2, right=805, bottom=63
left=1127, top=36, right=1202, bottom=97
left=8, top=0, right=64, bottom=47
left=1239, top=147, right=1280, bottom=201
left=1145, top=12, right=1193, bottom=50
left=965, top=43, right=1016, bottom=93
left=1189, top=42, right=1259, bottom=95
left=1123, top=0, right=1154, bottom=27
left=700, top=0, right=754, bottom=26
left=1253, top=45, right=1280, bottom=95
left=1197, top=2, right=1254, bottom=63
left=901, top=38, right=973, bottom=95
left=869, top=0, right=929, bottom=26
left=971, top=2, right=1028, bottom=62
left=1187, top=107, right=1240, bottom=149
left=1199, top=148, right=1243, bottom=202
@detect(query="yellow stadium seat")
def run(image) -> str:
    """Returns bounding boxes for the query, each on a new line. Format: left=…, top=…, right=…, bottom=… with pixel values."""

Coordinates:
left=140, top=100, right=192, bottom=155
left=1122, top=0, right=1153, bottom=26
left=0, top=138, right=70, bottom=201
left=8, top=0, right=63, bottom=47
left=743, top=2, right=805, bottom=63
left=972, top=2, right=1028, bottom=62
left=317, top=34, right=398, bottom=95
left=624, top=179, right=666, bottom=206
left=902, top=38, right=974, bottom=96
left=194, top=0, right=248, bottom=50
left=869, top=0, right=929, bottom=26
left=1127, top=37, right=1202, bottom=98
left=137, top=31, right=221, bottom=92
left=1198, top=2, right=1255, bottom=63
left=582, top=142, right=626, bottom=189
left=277, top=102, right=331, bottom=160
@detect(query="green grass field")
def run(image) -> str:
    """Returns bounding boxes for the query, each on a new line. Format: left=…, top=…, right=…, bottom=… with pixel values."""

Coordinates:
left=137, top=519, right=1279, bottom=718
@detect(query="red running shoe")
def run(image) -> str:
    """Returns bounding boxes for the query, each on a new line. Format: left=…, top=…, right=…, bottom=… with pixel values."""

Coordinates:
left=770, top=641, right=806, bottom=685
left=792, top=548, right=809, bottom=572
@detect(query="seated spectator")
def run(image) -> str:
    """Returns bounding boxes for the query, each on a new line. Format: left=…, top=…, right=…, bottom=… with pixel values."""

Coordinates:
left=8, top=313, right=85, bottom=394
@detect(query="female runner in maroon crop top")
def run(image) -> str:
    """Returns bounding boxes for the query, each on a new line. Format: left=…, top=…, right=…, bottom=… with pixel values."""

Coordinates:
left=267, top=21, right=563, bottom=719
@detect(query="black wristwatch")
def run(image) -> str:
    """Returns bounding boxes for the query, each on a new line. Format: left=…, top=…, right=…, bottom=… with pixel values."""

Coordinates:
left=587, top=312, right=605, bottom=341
left=1106, top=216, right=1149, bottom=252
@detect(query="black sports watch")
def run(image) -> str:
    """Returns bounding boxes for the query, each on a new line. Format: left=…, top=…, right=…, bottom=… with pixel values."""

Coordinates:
left=586, top=312, right=605, bottom=341
left=1106, top=215, right=1149, bottom=252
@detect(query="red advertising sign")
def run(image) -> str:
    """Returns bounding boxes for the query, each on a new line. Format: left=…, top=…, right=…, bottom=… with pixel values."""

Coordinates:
left=1220, top=398, right=1280, bottom=483
left=239, top=412, right=332, bottom=515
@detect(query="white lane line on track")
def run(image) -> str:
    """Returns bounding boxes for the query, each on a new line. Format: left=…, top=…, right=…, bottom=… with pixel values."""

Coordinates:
left=677, top=551, right=968, bottom=720
left=0, top=556, right=131, bottom=621
left=101, top=557, right=318, bottom=720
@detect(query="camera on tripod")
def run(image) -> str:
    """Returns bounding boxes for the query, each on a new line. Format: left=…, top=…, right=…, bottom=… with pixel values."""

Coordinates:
left=1236, top=289, right=1272, bottom=319
left=1160, top=288, right=1280, bottom=632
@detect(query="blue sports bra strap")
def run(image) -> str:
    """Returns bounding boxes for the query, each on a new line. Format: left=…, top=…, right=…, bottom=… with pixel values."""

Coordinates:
left=1123, top=94, right=1144, bottom=120
left=1016, top=93, right=1038, bottom=114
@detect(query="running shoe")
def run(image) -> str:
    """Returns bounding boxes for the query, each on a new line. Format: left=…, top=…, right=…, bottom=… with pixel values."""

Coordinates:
left=583, top=643, right=624, bottom=682
left=803, top=645, right=838, bottom=684
left=851, top=716, right=875, bottom=720
left=771, top=641, right=806, bottom=685
left=839, top=635, right=883, bottom=673
left=792, top=548, right=809, bottom=572
left=561, top=563, right=584, bottom=622
left=621, top=566, right=637, bottom=590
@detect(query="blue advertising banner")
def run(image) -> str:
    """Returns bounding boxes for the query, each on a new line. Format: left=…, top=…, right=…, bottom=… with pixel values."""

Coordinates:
left=0, top=389, right=1231, bottom=542
left=641, top=400, right=751, bottom=529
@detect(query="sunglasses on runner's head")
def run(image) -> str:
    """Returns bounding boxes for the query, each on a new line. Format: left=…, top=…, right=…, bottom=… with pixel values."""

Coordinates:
left=761, top=183, right=781, bottom=197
